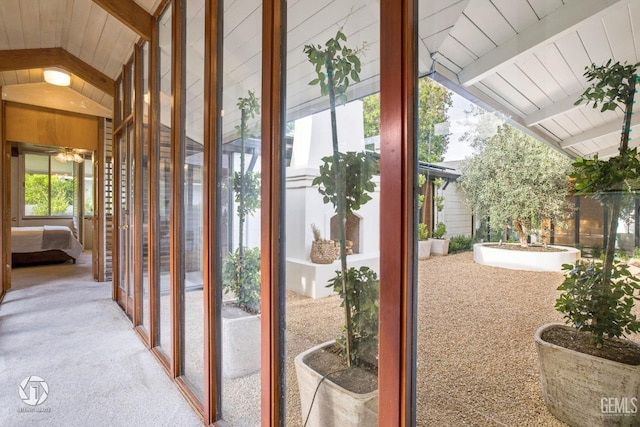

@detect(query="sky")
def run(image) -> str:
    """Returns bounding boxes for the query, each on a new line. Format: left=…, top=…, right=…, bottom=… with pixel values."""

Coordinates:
left=443, top=91, right=476, bottom=162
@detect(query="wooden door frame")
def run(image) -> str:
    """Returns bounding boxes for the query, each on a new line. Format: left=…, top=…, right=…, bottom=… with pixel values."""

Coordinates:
left=0, top=97, right=9, bottom=300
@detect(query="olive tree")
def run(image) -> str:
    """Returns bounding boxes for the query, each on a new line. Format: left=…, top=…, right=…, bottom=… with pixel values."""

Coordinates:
left=458, top=123, right=573, bottom=247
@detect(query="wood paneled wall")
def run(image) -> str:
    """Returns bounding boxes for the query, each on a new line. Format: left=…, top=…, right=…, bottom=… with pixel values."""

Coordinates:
left=5, top=102, right=98, bottom=150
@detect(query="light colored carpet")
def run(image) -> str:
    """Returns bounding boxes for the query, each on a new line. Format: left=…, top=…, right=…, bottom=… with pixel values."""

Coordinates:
left=0, top=252, right=203, bottom=427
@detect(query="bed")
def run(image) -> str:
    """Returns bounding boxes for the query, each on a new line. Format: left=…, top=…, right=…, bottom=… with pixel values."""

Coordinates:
left=11, top=225, right=83, bottom=267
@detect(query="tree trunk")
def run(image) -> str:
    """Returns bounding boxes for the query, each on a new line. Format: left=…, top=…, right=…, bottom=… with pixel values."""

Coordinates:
left=326, top=58, right=352, bottom=367
left=514, top=218, right=528, bottom=248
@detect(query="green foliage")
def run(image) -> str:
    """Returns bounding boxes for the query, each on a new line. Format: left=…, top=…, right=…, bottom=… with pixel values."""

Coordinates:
left=232, top=171, right=261, bottom=218
left=312, top=151, right=378, bottom=215
left=556, top=260, right=640, bottom=346
left=304, top=30, right=366, bottom=106
left=362, top=78, right=453, bottom=163
left=591, top=244, right=603, bottom=259
left=327, top=266, right=379, bottom=366
left=634, top=247, right=640, bottom=258
left=617, top=252, right=631, bottom=262
left=458, top=123, right=572, bottom=245
left=448, top=234, right=476, bottom=253
left=418, top=78, right=453, bottom=162
left=432, top=222, right=447, bottom=239
left=362, top=93, right=380, bottom=138
left=24, top=173, right=74, bottom=216
left=222, top=247, right=261, bottom=314
left=228, top=91, right=262, bottom=314
left=418, top=223, right=429, bottom=240
left=417, top=174, right=426, bottom=210
left=306, top=30, right=378, bottom=369
left=571, top=149, right=640, bottom=199
left=575, top=60, right=640, bottom=112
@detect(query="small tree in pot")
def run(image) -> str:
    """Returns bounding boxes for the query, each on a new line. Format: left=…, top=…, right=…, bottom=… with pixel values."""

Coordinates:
left=536, top=60, right=640, bottom=426
left=295, top=29, right=380, bottom=426
left=221, top=91, right=261, bottom=378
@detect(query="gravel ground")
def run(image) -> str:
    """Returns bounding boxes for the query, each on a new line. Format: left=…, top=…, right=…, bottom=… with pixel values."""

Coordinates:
left=285, top=251, right=570, bottom=426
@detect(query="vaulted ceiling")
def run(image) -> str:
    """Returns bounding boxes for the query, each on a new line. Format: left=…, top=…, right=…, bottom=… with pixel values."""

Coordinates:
left=1, top=0, right=638, bottom=159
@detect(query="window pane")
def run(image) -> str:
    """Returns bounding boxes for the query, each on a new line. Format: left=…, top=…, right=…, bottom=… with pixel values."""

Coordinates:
left=285, top=2, right=380, bottom=425
left=24, top=154, right=51, bottom=216
left=181, top=0, right=205, bottom=402
left=141, top=40, right=151, bottom=337
left=220, top=0, right=262, bottom=424
left=84, top=158, right=94, bottom=216
left=157, top=2, right=173, bottom=359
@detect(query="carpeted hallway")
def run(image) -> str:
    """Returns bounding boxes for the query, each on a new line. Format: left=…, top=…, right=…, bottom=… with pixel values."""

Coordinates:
left=0, top=252, right=202, bottom=427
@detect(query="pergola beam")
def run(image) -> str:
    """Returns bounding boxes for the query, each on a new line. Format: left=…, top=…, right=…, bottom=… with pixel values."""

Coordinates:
left=92, top=0, right=152, bottom=41
left=458, top=0, right=624, bottom=87
left=560, top=115, right=640, bottom=149
left=524, top=91, right=584, bottom=126
left=0, top=48, right=114, bottom=96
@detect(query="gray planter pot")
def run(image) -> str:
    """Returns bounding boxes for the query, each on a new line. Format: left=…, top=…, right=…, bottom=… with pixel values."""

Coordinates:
left=534, top=323, right=640, bottom=426
left=418, top=239, right=432, bottom=259
left=222, top=304, right=260, bottom=378
left=294, top=341, right=378, bottom=427
left=429, top=238, right=449, bottom=256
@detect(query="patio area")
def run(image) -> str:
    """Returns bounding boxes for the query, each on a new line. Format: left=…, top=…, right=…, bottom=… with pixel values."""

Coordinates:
left=285, top=251, right=572, bottom=426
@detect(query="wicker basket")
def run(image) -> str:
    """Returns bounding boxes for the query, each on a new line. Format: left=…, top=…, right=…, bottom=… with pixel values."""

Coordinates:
left=310, top=240, right=337, bottom=264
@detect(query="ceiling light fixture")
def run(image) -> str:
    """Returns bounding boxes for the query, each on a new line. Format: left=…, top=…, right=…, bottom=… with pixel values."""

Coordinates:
left=55, top=148, right=85, bottom=163
left=43, top=68, right=71, bottom=87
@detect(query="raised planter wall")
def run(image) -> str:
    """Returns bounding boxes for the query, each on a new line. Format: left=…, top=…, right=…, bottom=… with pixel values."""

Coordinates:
left=222, top=306, right=261, bottom=378
left=286, top=253, right=380, bottom=299
left=473, top=243, right=580, bottom=272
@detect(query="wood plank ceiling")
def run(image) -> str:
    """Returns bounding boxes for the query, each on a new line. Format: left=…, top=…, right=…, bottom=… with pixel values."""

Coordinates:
left=0, top=0, right=162, bottom=117
left=0, top=0, right=638, bottom=160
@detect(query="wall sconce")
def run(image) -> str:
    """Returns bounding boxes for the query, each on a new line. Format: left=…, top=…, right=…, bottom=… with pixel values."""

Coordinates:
left=55, top=148, right=85, bottom=163
left=43, top=68, right=71, bottom=87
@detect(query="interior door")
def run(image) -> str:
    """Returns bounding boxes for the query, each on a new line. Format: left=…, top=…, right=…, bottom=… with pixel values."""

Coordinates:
left=116, top=125, right=134, bottom=314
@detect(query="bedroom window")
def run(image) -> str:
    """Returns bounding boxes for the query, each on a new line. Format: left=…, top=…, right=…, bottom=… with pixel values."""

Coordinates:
left=24, top=153, right=75, bottom=217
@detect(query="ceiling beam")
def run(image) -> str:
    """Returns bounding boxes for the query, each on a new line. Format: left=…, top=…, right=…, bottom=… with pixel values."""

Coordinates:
left=92, top=0, right=152, bottom=41
left=0, top=48, right=114, bottom=96
left=458, top=0, right=624, bottom=87
left=559, top=114, right=640, bottom=149
left=524, top=91, right=584, bottom=126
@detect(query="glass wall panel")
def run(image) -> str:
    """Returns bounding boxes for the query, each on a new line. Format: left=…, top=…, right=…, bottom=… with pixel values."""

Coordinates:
left=413, top=2, right=622, bottom=425
left=141, top=41, right=151, bottom=334
left=285, top=2, right=380, bottom=425
left=180, top=0, right=205, bottom=401
left=157, top=2, right=173, bottom=357
left=219, top=0, right=262, bottom=424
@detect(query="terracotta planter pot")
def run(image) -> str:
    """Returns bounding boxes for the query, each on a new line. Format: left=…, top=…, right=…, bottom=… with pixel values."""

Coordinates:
left=534, top=323, right=640, bottom=426
left=295, top=341, right=378, bottom=427
left=222, top=305, right=260, bottom=378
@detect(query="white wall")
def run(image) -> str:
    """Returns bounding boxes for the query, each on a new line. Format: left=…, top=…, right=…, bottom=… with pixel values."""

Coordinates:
left=440, top=182, right=473, bottom=238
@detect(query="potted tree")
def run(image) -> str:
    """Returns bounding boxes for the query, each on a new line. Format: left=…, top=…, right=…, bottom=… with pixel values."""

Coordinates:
left=293, top=29, right=380, bottom=427
left=429, top=177, right=449, bottom=255
left=535, top=60, right=640, bottom=426
left=417, top=174, right=431, bottom=259
left=221, top=91, right=262, bottom=378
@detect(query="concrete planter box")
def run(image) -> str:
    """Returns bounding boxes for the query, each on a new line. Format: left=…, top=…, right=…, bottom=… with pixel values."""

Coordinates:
left=295, top=341, right=377, bottom=427
left=418, top=240, right=432, bottom=259
left=222, top=305, right=260, bottom=378
left=534, top=323, right=640, bottom=426
left=429, top=238, right=449, bottom=256
left=473, top=243, right=580, bottom=272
